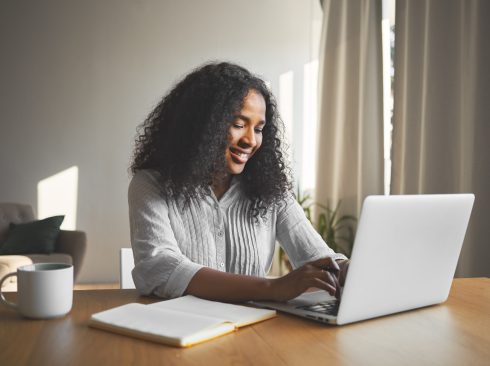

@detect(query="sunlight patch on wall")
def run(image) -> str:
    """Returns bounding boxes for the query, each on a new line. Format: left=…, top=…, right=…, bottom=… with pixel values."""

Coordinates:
left=301, top=60, right=319, bottom=192
left=37, top=166, right=79, bottom=230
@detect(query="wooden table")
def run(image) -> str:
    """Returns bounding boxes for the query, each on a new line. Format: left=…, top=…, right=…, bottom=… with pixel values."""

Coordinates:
left=1, top=278, right=489, bottom=365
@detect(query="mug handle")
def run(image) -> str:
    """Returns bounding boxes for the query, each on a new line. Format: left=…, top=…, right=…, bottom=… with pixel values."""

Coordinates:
left=0, top=273, right=18, bottom=309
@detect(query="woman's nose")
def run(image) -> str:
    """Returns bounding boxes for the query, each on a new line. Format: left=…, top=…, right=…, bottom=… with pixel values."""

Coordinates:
left=241, top=127, right=257, bottom=147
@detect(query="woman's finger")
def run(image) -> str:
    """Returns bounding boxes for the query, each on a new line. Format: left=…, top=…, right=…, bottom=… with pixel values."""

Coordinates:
left=323, top=269, right=341, bottom=299
left=310, top=257, right=340, bottom=272
left=332, top=271, right=341, bottom=299
left=310, top=268, right=340, bottom=299
left=310, top=278, right=337, bottom=296
left=339, top=261, right=349, bottom=286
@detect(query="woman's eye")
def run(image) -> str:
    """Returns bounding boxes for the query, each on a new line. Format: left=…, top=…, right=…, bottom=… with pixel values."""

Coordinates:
left=255, top=128, right=263, bottom=134
left=233, top=124, right=244, bottom=129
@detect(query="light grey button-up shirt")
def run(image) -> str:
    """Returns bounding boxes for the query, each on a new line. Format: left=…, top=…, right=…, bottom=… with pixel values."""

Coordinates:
left=128, top=170, right=346, bottom=299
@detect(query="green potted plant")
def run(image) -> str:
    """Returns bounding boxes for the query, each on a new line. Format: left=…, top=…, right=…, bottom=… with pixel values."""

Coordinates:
left=279, top=189, right=357, bottom=274
left=315, top=200, right=356, bottom=255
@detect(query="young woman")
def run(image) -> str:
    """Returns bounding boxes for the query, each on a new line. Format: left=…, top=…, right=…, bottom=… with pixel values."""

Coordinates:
left=129, top=62, right=349, bottom=302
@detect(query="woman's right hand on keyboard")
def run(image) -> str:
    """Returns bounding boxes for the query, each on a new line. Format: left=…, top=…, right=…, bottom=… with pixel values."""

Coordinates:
left=270, top=257, right=341, bottom=302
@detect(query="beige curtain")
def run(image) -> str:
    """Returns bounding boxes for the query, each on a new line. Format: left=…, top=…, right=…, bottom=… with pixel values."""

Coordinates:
left=315, top=0, right=384, bottom=221
left=391, top=0, right=490, bottom=277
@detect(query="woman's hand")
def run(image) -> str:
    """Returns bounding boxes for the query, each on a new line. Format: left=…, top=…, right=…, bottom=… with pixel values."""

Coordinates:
left=270, top=257, right=341, bottom=302
left=336, top=259, right=350, bottom=286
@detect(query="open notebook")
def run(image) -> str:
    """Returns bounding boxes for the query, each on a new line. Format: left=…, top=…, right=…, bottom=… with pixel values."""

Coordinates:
left=89, top=295, right=276, bottom=347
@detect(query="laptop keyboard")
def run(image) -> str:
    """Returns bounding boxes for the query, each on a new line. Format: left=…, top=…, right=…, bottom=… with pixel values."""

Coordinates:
left=296, top=300, right=340, bottom=316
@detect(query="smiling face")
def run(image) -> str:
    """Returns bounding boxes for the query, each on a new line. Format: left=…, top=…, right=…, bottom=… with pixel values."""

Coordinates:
left=225, top=90, right=266, bottom=176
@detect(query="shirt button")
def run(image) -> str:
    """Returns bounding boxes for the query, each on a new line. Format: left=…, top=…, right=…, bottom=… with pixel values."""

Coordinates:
left=220, top=262, right=225, bottom=268
left=218, top=230, right=223, bottom=237
left=214, top=204, right=219, bottom=209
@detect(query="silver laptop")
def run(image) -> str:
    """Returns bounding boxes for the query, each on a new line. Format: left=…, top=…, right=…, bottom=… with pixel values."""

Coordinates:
left=254, top=194, right=474, bottom=325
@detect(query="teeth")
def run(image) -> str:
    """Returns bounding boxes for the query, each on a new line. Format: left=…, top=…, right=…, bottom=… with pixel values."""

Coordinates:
left=231, top=149, right=249, bottom=159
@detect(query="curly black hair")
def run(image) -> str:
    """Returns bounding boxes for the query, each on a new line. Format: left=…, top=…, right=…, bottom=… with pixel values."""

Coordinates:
left=131, top=61, right=292, bottom=219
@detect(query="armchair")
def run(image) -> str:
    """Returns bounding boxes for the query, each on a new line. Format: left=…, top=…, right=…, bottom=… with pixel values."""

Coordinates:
left=0, top=203, right=87, bottom=291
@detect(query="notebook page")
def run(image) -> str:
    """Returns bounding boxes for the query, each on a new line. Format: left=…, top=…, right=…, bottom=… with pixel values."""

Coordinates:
left=90, top=303, right=234, bottom=347
left=149, top=295, right=276, bottom=327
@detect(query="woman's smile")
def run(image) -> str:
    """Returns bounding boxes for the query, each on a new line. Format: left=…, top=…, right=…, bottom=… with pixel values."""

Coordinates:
left=229, top=147, right=252, bottom=164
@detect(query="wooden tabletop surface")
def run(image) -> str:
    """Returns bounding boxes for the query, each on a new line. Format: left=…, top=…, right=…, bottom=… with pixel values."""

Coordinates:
left=1, top=278, right=489, bottom=366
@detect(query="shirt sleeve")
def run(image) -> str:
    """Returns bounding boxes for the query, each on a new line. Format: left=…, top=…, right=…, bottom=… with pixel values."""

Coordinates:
left=276, top=194, right=348, bottom=269
left=128, top=171, right=204, bottom=299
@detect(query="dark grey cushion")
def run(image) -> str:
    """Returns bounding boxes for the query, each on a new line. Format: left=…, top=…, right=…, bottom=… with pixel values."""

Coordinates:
left=0, top=216, right=65, bottom=255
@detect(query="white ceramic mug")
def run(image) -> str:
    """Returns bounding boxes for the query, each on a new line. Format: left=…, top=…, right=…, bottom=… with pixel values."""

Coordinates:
left=0, top=263, right=73, bottom=319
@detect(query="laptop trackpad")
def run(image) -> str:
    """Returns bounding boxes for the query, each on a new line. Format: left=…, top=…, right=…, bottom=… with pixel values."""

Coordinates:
left=288, top=290, right=336, bottom=306
left=290, top=291, right=339, bottom=316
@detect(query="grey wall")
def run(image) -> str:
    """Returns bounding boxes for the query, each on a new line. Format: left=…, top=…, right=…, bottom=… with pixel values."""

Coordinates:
left=0, top=0, right=321, bottom=283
